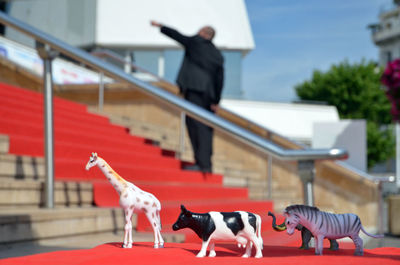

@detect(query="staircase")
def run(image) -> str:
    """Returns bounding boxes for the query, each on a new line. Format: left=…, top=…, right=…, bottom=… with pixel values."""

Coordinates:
left=0, top=82, right=280, bottom=244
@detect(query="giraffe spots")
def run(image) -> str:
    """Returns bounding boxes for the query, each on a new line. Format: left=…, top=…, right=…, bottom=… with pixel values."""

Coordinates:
left=136, top=197, right=140, bottom=203
left=123, top=193, right=128, bottom=198
left=130, top=205, right=134, bottom=210
left=142, top=208, right=147, bottom=213
left=101, top=164, right=105, bottom=168
left=153, top=222, right=157, bottom=227
left=152, top=202, right=157, bottom=208
left=144, top=201, right=150, bottom=205
left=152, top=213, right=155, bottom=218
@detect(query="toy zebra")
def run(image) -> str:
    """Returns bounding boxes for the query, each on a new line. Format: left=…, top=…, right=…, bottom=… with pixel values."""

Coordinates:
left=282, top=204, right=383, bottom=256
left=268, top=211, right=339, bottom=250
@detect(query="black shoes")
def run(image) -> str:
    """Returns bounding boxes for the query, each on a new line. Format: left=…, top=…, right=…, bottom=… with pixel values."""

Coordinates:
left=183, top=164, right=212, bottom=173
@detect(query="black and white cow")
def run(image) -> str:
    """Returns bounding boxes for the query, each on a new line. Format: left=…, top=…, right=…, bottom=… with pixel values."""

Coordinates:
left=172, top=205, right=263, bottom=258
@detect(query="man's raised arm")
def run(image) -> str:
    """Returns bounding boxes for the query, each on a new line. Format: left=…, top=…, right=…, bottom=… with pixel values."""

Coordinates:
left=150, top=20, right=190, bottom=47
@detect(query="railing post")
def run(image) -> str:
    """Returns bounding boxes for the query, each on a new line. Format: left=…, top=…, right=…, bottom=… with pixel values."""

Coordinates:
left=298, top=160, right=315, bottom=206
left=267, top=155, right=273, bottom=199
left=177, top=112, right=186, bottom=159
left=377, top=180, right=384, bottom=247
left=36, top=41, right=58, bottom=209
left=98, top=72, right=104, bottom=111
left=124, top=51, right=132, bottom=74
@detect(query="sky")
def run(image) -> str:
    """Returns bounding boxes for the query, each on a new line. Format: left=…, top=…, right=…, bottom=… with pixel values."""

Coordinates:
left=242, top=0, right=393, bottom=103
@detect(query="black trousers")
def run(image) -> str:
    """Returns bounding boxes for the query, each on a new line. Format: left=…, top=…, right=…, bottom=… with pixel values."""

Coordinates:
left=184, top=90, right=213, bottom=170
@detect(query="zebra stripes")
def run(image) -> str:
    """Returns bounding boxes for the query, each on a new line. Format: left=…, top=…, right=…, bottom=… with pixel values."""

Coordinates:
left=283, top=204, right=383, bottom=256
left=285, top=205, right=361, bottom=238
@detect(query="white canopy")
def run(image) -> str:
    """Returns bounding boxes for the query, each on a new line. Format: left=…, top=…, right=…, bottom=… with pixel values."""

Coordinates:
left=220, top=99, right=340, bottom=143
left=96, top=0, right=255, bottom=52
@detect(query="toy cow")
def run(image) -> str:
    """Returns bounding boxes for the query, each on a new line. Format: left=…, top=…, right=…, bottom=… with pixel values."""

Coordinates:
left=172, top=205, right=263, bottom=258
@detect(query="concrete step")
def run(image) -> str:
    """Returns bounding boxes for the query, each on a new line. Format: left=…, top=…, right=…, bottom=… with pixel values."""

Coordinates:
left=106, top=113, right=264, bottom=183
left=0, top=153, right=44, bottom=180
left=0, top=134, right=9, bottom=153
left=0, top=179, right=93, bottom=208
left=0, top=207, right=126, bottom=244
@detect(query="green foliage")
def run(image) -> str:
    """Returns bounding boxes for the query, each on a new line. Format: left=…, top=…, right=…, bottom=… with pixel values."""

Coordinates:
left=367, top=122, right=395, bottom=168
left=295, top=60, right=394, bottom=169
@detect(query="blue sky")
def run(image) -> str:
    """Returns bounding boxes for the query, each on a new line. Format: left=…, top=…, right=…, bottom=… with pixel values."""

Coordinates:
left=242, top=0, right=392, bottom=102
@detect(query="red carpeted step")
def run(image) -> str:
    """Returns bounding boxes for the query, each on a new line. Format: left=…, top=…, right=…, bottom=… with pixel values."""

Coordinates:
left=1, top=82, right=278, bottom=241
left=56, top=159, right=222, bottom=184
left=0, top=99, right=111, bottom=127
left=0, top=113, right=129, bottom=139
left=92, top=182, right=248, bottom=207
left=55, top=156, right=181, bottom=179
left=0, top=82, right=88, bottom=113
left=54, top=142, right=167, bottom=164
left=51, top=133, right=149, bottom=152
left=2, top=114, right=151, bottom=151
left=7, top=135, right=159, bottom=157
left=135, top=199, right=274, bottom=232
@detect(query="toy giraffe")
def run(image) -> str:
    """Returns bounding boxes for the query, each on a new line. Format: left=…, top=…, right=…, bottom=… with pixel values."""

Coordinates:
left=85, top=152, right=164, bottom=248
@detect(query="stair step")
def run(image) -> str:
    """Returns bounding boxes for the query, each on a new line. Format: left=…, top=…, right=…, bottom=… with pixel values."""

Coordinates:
left=0, top=207, right=127, bottom=244
left=0, top=179, right=93, bottom=208
left=0, top=153, right=44, bottom=180
left=0, top=98, right=110, bottom=127
left=0, top=134, right=9, bottom=153
left=0, top=82, right=276, bottom=247
left=57, top=159, right=223, bottom=185
left=0, top=116, right=130, bottom=141
left=92, top=182, right=248, bottom=207
left=7, top=134, right=158, bottom=157
left=0, top=82, right=88, bottom=113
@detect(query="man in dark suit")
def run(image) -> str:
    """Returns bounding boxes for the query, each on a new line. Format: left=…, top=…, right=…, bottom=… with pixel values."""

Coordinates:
left=151, top=21, right=224, bottom=173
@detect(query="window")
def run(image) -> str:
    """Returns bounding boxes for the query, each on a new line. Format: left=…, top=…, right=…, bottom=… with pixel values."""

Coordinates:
left=385, top=51, right=392, bottom=64
left=222, top=51, right=243, bottom=99
left=132, top=50, right=162, bottom=76
left=164, top=49, right=183, bottom=83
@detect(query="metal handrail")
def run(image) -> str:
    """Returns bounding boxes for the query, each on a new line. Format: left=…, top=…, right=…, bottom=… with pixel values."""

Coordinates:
left=0, top=11, right=348, bottom=161
left=91, top=48, right=307, bottom=151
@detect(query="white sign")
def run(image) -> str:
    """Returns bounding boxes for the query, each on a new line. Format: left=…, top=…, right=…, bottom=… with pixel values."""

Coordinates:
left=0, top=36, right=107, bottom=84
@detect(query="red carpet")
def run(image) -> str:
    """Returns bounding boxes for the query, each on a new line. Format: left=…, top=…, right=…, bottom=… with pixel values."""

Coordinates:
left=0, top=82, right=275, bottom=234
left=1, top=83, right=399, bottom=264
left=0, top=243, right=399, bottom=265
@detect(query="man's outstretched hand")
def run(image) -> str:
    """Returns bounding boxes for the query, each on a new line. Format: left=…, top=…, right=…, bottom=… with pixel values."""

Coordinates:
left=150, top=20, right=162, bottom=27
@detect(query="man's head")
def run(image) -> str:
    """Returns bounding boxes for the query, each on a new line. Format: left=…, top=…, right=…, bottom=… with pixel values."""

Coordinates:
left=198, top=26, right=216, bottom=40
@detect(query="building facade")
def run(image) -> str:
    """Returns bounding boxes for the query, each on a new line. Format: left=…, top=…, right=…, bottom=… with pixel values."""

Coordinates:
left=369, top=1, right=400, bottom=66
left=4, top=0, right=255, bottom=100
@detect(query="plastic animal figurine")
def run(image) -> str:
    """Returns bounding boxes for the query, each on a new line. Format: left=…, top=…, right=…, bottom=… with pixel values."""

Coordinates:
left=268, top=211, right=339, bottom=250
left=172, top=205, right=263, bottom=258
left=283, top=204, right=383, bottom=256
left=85, top=152, right=164, bottom=248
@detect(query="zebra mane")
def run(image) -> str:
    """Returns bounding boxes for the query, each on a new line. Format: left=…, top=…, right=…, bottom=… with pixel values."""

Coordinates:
left=284, top=204, right=320, bottom=214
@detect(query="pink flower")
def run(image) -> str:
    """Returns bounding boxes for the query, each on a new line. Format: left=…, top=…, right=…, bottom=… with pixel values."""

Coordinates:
left=382, top=59, right=400, bottom=121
